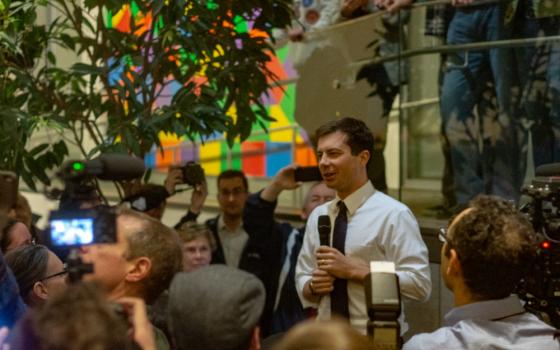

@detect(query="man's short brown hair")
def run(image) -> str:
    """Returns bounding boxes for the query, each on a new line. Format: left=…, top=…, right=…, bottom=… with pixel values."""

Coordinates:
left=119, top=208, right=182, bottom=304
left=449, top=195, right=537, bottom=300
left=314, top=117, right=374, bottom=168
left=217, top=170, right=248, bottom=191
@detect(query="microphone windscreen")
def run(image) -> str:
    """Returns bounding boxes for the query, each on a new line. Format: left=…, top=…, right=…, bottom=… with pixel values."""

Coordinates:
left=536, top=163, right=560, bottom=177
left=318, top=215, right=331, bottom=246
left=95, top=154, right=146, bottom=181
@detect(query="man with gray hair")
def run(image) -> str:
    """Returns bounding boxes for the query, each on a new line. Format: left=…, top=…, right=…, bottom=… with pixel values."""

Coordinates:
left=168, top=265, right=265, bottom=350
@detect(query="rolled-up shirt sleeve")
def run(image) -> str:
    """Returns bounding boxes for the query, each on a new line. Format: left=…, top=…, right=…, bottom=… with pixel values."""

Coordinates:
left=295, top=211, right=321, bottom=308
left=383, top=209, right=432, bottom=302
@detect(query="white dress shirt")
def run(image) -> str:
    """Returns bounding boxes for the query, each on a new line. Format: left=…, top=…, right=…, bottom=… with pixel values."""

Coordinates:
left=295, top=181, right=432, bottom=334
left=217, top=216, right=249, bottom=268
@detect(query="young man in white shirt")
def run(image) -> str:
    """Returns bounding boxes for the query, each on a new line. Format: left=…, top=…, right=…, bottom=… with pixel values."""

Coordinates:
left=295, top=117, right=431, bottom=334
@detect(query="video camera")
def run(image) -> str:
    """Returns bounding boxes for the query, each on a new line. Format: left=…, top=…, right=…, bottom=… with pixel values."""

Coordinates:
left=518, top=163, right=560, bottom=327
left=47, top=154, right=145, bottom=282
left=365, top=261, right=402, bottom=349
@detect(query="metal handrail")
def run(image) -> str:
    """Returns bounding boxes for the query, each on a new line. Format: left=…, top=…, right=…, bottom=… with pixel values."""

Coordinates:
left=352, top=35, right=560, bottom=67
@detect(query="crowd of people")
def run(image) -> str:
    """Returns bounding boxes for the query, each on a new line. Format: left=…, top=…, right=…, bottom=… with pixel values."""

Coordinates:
left=0, top=117, right=559, bottom=350
left=0, top=1, right=560, bottom=349
left=371, top=0, right=560, bottom=213
left=288, top=0, right=560, bottom=215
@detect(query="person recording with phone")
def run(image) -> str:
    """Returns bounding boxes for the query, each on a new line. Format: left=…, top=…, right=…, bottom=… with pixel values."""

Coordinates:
left=295, top=117, right=431, bottom=335
left=243, top=164, right=335, bottom=337
left=403, top=195, right=560, bottom=350
left=164, top=165, right=208, bottom=227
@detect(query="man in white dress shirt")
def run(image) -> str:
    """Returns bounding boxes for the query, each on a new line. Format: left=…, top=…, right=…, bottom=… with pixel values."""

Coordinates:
left=295, top=117, right=431, bottom=334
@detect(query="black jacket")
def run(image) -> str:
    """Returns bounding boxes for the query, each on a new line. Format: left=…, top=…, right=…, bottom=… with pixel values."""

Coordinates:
left=243, top=191, right=306, bottom=337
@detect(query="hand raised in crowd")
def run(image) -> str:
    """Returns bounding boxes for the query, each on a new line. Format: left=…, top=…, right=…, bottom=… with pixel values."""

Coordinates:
left=374, top=0, right=413, bottom=13
left=316, top=246, right=369, bottom=282
left=309, top=269, right=335, bottom=296
left=189, top=180, right=208, bottom=215
left=117, top=297, right=156, bottom=350
left=260, top=164, right=301, bottom=202
left=164, top=167, right=184, bottom=196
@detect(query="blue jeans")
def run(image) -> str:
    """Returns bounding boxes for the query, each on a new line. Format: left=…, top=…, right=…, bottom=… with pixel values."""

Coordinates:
left=440, top=5, right=519, bottom=207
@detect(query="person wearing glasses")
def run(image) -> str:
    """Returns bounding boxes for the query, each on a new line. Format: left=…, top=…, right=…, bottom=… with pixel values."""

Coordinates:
left=4, top=244, right=67, bottom=307
left=404, top=195, right=560, bottom=350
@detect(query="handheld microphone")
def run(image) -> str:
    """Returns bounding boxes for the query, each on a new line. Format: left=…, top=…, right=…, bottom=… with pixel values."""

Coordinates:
left=318, top=215, right=331, bottom=246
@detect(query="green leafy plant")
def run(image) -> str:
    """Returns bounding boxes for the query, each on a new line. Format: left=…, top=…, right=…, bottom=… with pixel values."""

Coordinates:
left=0, top=0, right=293, bottom=192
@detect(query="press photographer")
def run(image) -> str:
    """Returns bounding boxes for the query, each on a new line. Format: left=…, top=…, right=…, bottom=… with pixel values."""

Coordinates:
left=48, top=154, right=182, bottom=350
left=121, top=161, right=207, bottom=224
left=403, top=195, right=559, bottom=350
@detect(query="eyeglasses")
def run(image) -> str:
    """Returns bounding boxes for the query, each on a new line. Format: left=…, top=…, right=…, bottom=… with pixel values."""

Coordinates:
left=40, top=265, right=68, bottom=282
left=438, top=227, right=450, bottom=244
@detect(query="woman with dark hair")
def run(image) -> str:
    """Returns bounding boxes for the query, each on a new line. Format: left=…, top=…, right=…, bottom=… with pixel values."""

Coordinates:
left=0, top=218, right=32, bottom=254
left=4, top=245, right=67, bottom=307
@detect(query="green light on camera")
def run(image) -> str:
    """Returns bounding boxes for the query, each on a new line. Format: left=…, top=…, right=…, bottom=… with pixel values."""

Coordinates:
left=72, top=162, right=85, bottom=172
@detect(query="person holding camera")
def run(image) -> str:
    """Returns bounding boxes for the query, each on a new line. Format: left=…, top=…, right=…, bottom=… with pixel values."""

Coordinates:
left=295, top=117, right=431, bottom=334
left=120, top=163, right=208, bottom=224
left=243, top=164, right=335, bottom=337
left=404, top=195, right=560, bottom=350
left=173, top=169, right=264, bottom=272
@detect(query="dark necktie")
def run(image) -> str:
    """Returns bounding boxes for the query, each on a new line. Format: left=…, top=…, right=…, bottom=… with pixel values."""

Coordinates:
left=331, top=201, right=350, bottom=319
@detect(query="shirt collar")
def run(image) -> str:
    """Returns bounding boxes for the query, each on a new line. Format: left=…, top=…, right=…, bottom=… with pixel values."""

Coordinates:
left=218, top=215, right=243, bottom=233
left=329, top=180, right=375, bottom=216
left=444, top=295, right=525, bottom=327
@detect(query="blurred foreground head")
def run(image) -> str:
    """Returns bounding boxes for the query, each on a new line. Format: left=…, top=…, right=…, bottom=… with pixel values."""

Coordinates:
left=8, top=282, right=136, bottom=350
left=168, top=265, right=265, bottom=350
left=273, top=318, right=372, bottom=350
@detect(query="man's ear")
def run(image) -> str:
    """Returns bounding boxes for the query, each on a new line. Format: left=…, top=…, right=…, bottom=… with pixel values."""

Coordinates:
left=248, top=326, right=261, bottom=350
left=446, top=249, right=462, bottom=277
left=32, top=281, right=49, bottom=301
left=125, top=257, right=152, bottom=282
left=359, top=149, right=371, bottom=167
